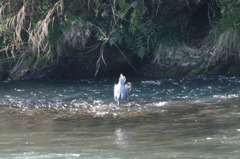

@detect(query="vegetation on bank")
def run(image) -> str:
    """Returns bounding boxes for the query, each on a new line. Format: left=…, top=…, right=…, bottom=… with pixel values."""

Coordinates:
left=0, top=0, right=239, bottom=80
left=205, top=0, right=240, bottom=70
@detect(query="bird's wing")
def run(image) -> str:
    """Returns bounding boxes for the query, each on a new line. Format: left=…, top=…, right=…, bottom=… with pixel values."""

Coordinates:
left=114, top=84, right=118, bottom=100
left=123, top=86, right=129, bottom=99
left=123, top=83, right=132, bottom=99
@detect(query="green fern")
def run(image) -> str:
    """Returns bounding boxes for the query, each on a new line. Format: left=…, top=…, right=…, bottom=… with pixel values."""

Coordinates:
left=128, top=24, right=137, bottom=36
left=109, top=27, right=125, bottom=46
left=129, top=9, right=140, bottom=35
left=109, top=1, right=154, bottom=59
left=135, top=35, right=146, bottom=59
left=117, top=0, right=131, bottom=19
left=117, top=0, right=127, bottom=9
left=130, top=9, right=140, bottom=24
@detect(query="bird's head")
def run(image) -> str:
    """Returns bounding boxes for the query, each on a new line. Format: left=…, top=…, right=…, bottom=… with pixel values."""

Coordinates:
left=119, top=74, right=126, bottom=84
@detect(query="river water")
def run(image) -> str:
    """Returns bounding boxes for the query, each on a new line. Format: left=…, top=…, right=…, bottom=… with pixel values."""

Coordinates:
left=0, top=76, right=240, bottom=158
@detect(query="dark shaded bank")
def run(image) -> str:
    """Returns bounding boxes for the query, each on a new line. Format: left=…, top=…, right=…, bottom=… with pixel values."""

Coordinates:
left=34, top=50, right=240, bottom=80
left=41, top=50, right=142, bottom=80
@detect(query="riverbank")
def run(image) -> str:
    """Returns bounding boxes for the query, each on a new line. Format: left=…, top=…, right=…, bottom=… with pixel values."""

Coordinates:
left=0, top=0, right=239, bottom=81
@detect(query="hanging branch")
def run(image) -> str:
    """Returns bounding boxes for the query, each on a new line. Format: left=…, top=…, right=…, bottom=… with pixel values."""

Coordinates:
left=95, top=0, right=119, bottom=76
left=115, top=44, right=138, bottom=73
left=95, top=0, right=139, bottom=76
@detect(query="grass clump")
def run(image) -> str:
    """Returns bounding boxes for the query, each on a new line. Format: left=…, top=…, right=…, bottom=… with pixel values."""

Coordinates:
left=205, top=0, right=240, bottom=69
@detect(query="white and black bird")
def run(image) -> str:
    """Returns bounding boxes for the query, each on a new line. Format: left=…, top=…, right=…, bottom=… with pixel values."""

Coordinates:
left=114, top=74, right=132, bottom=105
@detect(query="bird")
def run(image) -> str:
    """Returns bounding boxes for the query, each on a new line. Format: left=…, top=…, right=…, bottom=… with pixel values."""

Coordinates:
left=114, top=74, right=132, bottom=105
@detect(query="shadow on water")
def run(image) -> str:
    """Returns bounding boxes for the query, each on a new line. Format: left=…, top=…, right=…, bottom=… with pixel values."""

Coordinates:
left=0, top=76, right=240, bottom=158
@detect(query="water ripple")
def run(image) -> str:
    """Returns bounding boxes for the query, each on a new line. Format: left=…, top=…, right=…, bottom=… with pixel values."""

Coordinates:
left=0, top=76, right=239, bottom=117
